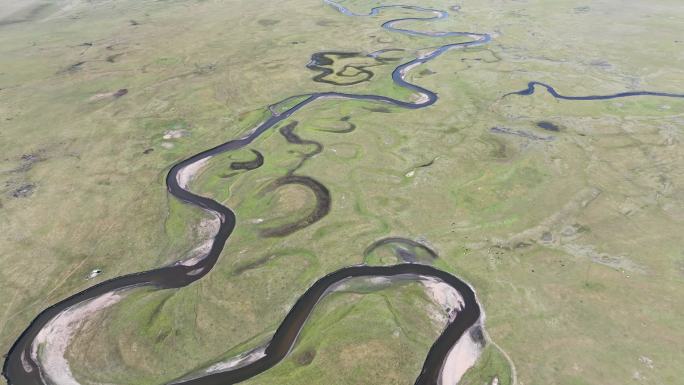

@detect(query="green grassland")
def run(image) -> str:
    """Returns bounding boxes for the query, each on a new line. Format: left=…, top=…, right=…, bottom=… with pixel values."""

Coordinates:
left=1, top=0, right=683, bottom=385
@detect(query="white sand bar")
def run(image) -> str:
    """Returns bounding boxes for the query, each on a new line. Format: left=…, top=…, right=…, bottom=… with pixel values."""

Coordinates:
left=31, top=292, right=124, bottom=385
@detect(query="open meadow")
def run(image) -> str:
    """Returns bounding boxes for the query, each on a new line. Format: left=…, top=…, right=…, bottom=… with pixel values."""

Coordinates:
left=1, top=0, right=683, bottom=384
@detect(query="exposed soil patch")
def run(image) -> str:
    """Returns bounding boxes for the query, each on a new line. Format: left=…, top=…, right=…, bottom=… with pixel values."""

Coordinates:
left=163, top=130, right=189, bottom=140
left=469, top=325, right=486, bottom=345
left=11, top=183, right=35, bottom=198
left=57, top=61, right=85, bottom=75
left=364, top=237, right=438, bottom=264
left=536, top=121, right=561, bottom=132
left=490, top=126, right=553, bottom=141
left=294, top=349, right=316, bottom=366
left=89, top=89, right=128, bottom=101
left=106, top=53, right=124, bottom=63
left=258, top=19, right=280, bottom=26
left=12, top=153, right=44, bottom=173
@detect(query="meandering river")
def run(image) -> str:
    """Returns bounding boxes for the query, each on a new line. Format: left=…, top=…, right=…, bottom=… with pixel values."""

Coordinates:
left=5, top=1, right=683, bottom=385
left=3, top=3, right=490, bottom=384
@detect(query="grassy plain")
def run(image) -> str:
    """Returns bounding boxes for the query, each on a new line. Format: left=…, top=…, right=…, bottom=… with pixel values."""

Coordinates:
left=1, top=0, right=683, bottom=384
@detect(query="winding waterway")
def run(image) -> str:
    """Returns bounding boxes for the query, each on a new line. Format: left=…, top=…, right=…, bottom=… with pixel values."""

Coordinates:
left=505, top=81, right=684, bottom=100
left=4, top=3, right=491, bottom=384
left=5, top=1, right=684, bottom=385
